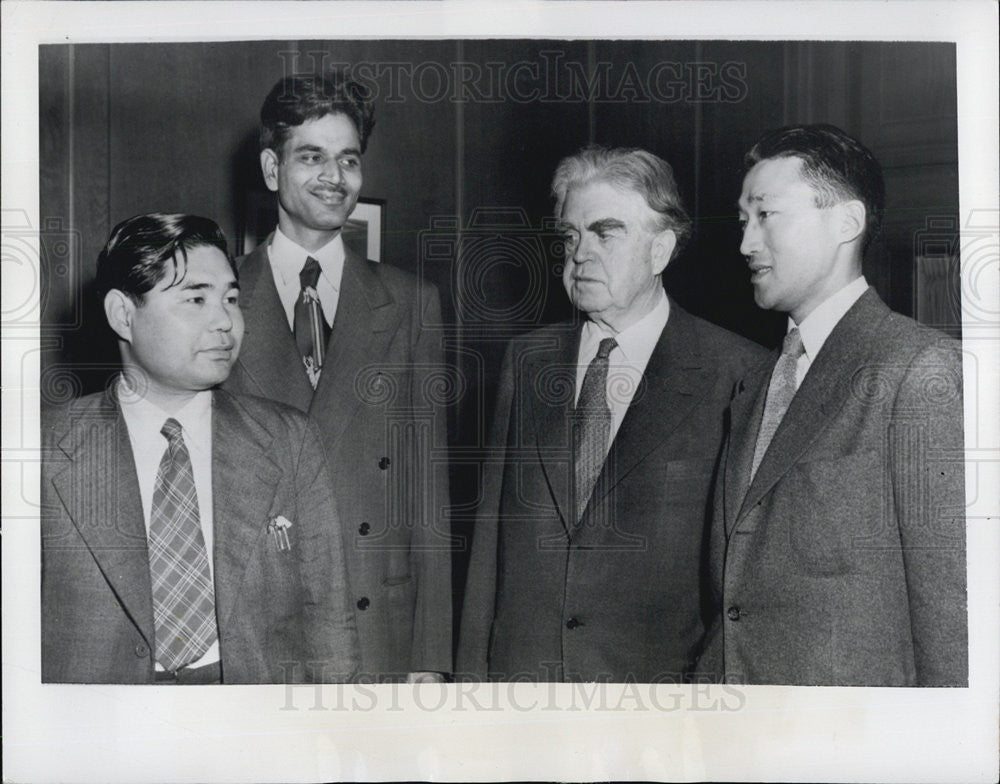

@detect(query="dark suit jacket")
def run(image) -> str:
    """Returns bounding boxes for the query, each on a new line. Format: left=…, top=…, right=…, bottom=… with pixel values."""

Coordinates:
left=41, top=389, right=359, bottom=684
left=223, top=235, right=452, bottom=679
left=700, top=289, right=967, bottom=686
left=457, top=299, right=767, bottom=681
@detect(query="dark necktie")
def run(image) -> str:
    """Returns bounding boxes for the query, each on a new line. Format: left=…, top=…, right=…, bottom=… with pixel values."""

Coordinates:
left=293, top=256, right=332, bottom=388
left=573, top=337, right=618, bottom=521
left=148, top=418, right=217, bottom=672
left=750, top=327, right=805, bottom=480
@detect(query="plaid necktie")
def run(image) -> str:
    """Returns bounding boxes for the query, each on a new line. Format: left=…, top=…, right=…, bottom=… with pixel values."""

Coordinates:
left=750, top=327, right=805, bottom=480
left=572, top=337, right=618, bottom=521
left=148, top=418, right=217, bottom=672
left=293, top=256, right=332, bottom=388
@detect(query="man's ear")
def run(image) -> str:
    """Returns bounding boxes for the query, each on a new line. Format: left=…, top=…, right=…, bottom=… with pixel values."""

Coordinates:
left=836, top=199, right=867, bottom=246
left=650, top=229, right=677, bottom=276
left=104, top=290, right=136, bottom=343
left=260, top=148, right=280, bottom=192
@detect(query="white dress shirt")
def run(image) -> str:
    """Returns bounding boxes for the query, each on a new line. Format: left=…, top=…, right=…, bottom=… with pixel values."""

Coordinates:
left=268, top=227, right=345, bottom=330
left=574, top=289, right=671, bottom=450
left=119, top=385, right=219, bottom=669
left=790, top=276, right=869, bottom=388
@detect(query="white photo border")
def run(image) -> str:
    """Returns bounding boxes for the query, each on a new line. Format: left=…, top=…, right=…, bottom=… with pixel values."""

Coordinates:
left=3, top=2, right=998, bottom=783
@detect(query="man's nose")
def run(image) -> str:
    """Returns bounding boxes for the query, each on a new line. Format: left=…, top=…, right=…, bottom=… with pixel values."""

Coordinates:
left=319, top=159, right=344, bottom=184
left=209, top=300, right=234, bottom=331
left=571, top=235, right=592, bottom=264
left=739, top=220, right=760, bottom=257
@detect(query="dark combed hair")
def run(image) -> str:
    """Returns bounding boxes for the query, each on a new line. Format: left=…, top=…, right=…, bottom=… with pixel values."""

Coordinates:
left=259, top=70, right=376, bottom=155
left=551, top=144, right=693, bottom=257
left=95, top=213, right=232, bottom=302
left=745, top=123, right=886, bottom=251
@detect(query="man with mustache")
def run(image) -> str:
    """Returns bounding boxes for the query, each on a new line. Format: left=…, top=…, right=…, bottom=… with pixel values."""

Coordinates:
left=700, top=124, right=967, bottom=685
left=223, top=72, right=452, bottom=682
left=458, top=146, right=765, bottom=681
left=41, top=213, right=359, bottom=683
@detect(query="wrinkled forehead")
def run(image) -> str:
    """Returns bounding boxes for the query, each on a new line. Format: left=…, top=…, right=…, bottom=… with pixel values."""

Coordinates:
left=560, top=178, right=651, bottom=223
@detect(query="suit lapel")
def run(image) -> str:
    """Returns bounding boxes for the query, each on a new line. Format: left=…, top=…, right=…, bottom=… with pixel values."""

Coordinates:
left=579, top=302, right=705, bottom=530
left=724, top=359, right=772, bottom=535
left=527, top=326, right=580, bottom=535
left=735, top=289, right=891, bottom=523
left=235, top=240, right=314, bottom=411
left=48, top=392, right=155, bottom=648
left=210, top=390, right=283, bottom=634
left=310, top=248, right=402, bottom=449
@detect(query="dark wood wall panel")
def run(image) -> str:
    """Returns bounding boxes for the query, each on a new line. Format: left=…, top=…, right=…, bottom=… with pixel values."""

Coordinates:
left=40, top=44, right=115, bottom=398
left=108, top=43, right=276, bottom=243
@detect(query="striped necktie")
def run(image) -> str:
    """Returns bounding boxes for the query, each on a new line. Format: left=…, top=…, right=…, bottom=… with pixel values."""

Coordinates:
left=750, top=327, right=805, bottom=480
left=294, top=256, right=332, bottom=388
left=572, top=337, right=618, bottom=521
left=148, top=418, right=217, bottom=672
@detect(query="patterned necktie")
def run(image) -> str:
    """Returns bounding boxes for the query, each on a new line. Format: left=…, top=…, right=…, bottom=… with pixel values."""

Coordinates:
left=147, top=418, right=217, bottom=672
left=750, top=327, right=805, bottom=480
left=294, top=256, right=332, bottom=388
left=573, top=337, right=618, bottom=521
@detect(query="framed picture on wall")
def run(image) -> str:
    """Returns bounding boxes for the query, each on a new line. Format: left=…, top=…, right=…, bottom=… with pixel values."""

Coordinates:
left=345, top=198, right=385, bottom=262
left=240, top=193, right=385, bottom=262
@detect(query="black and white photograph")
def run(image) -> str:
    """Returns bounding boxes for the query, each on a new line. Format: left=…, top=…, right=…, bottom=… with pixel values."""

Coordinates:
left=3, top=1, right=998, bottom=782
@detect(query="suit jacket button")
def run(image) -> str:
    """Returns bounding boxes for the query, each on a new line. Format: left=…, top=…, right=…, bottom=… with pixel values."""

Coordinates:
left=135, top=643, right=149, bottom=658
left=358, top=522, right=370, bottom=536
left=357, top=597, right=370, bottom=610
left=378, top=457, right=391, bottom=470
left=727, top=606, right=741, bottom=621
left=566, top=617, right=581, bottom=630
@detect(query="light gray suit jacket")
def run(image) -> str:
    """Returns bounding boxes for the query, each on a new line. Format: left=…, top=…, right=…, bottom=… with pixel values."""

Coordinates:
left=41, top=388, right=359, bottom=684
left=223, top=235, right=452, bottom=679
left=700, top=289, right=967, bottom=686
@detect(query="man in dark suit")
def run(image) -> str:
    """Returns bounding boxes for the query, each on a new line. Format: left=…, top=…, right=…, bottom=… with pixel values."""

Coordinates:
left=700, top=124, right=967, bottom=686
left=42, top=213, right=359, bottom=684
left=457, top=146, right=766, bottom=682
left=222, top=73, right=452, bottom=682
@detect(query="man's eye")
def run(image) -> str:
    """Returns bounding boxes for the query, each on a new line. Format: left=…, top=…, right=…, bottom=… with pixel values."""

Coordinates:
left=339, top=157, right=360, bottom=169
left=759, top=211, right=770, bottom=221
left=187, top=296, right=205, bottom=305
left=225, top=294, right=240, bottom=305
left=301, top=154, right=322, bottom=164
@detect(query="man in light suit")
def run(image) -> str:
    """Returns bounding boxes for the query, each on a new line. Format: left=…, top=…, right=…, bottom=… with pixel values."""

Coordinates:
left=42, top=213, right=359, bottom=684
left=700, top=124, right=967, bottom=686
left=223, top=73, right=452, bottom=682
left=457, top=146, right=766, bottom=682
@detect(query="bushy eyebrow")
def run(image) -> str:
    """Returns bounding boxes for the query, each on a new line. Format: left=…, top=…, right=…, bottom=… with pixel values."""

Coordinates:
left=587, top=218, right=626, bottom=233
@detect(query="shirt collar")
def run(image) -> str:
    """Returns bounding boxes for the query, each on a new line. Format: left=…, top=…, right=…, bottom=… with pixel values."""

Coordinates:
left=270, top=226, right=345, bottom=289
left=615, top=288, right=670, bottom=362
left=118, top=382, right=213, bottom=450
left=792, top=276, right=869, bottom=361
left=581, top=288, right=670, bottom=362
